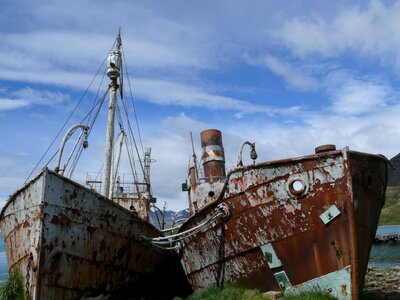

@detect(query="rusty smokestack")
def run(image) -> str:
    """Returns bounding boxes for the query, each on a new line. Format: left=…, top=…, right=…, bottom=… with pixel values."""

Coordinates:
left=200, top=129, right=226, bottom=181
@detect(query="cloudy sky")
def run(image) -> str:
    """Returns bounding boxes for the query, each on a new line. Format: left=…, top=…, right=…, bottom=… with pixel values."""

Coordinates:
left=1, top=0, right=400, bottom=211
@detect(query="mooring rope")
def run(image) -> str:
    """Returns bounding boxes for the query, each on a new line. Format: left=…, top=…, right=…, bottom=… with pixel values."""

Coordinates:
left=140, top=203, right=230, bottom=249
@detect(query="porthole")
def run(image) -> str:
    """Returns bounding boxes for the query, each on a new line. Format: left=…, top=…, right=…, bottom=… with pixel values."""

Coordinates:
left=287, top=178, right=308, bottom=197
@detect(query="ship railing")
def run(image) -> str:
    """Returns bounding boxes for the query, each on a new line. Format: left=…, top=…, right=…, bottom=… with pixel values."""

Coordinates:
left=196, top=176, right=225, bottom=184
left=85, top=172, right=149, bottom=200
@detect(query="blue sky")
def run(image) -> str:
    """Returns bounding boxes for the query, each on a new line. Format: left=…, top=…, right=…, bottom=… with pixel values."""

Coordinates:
left=1, top=0, right=400, bottom=211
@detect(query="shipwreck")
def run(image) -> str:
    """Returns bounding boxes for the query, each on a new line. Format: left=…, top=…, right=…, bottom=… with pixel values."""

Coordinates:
left=145, top=129, right=388, bottom=300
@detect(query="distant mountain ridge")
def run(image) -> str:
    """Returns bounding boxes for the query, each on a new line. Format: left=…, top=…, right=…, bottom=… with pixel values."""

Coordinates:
left=149, top=208, right=189, bottom=229
left=388, top=153, right=400, bottom=186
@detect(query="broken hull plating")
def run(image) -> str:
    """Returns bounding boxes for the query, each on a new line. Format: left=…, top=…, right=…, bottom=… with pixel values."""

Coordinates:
left=0, top=168, right=166, bottom=299
left=179, top=148, right=387, bottom=300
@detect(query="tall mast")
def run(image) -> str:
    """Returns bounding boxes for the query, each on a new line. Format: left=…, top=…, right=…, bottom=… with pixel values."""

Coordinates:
left=101, top=30, right=122, bottom=198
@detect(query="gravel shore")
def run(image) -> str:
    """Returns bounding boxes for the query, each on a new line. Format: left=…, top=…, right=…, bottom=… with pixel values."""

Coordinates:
left=363, top=265, right=400, bottom=299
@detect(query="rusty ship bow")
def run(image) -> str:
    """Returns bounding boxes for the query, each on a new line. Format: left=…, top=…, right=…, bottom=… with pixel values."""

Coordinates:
left=0, top=168, right=170, bottom=299
left=176, top=129, right=387, bottom=300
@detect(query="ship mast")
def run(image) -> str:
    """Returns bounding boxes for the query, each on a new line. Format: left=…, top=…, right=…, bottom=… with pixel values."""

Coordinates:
left=101, top=31, right=122, bottom=198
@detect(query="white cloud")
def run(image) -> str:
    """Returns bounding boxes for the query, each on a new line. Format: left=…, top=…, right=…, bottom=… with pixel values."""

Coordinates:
left=327, top=77, right=392, bottom=115
left=12, top=88, right=70, bottom=106
left=0, top=88, right=70, bottom=110
left=0, top=99, right=28, bottom=110
left=134, top=78, right=303, bottom=116
left=245, top=57, right=395, bottom=117
left=276, top=0, right=400, bottom=67
left=0, top=153, right=33, bottom=203
left=246, top=54, right=318, bottom=91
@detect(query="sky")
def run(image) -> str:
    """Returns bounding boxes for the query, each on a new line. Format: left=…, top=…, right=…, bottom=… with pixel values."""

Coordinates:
left=1, top=0, right=400, bottom=212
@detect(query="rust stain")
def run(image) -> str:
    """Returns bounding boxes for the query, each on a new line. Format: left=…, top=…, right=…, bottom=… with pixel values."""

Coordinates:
left=50, top=213, right=72, bottom=228
left=341, top=284, right=347, bottom=295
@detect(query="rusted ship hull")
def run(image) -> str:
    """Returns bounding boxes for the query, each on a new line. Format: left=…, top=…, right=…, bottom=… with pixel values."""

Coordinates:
left=179, top=147, right=387, bottom=299
left=0, top=168, right=167, bottom=299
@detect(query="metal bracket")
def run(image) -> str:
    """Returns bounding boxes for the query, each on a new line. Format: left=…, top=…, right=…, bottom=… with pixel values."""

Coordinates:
left=320, top=205, right=341, bottom=224
left=274, top=271, right=292, bottom=291
left=260, top=243, right=282, bottom=269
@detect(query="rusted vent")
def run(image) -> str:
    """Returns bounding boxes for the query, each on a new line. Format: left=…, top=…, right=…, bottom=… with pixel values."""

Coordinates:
left=315, top=144, right=336, bottom=154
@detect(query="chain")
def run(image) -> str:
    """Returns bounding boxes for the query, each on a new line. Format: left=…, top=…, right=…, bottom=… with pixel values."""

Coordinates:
left=25, top=254, right=33, bottom=297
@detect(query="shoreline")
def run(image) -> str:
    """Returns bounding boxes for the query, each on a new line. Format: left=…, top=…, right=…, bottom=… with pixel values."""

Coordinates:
left=363, top=265, right=400, bottom=299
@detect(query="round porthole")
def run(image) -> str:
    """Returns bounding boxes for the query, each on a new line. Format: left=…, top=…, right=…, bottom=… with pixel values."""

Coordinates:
left=288, top=178, right=307, bottom=197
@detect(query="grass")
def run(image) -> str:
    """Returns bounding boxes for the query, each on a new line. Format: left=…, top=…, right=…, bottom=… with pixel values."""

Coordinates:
left=173, top=283, right=267, bottom=300
left=173, top=283, right=338, bottom=300
left=0, top=269, right=26, bottom=300
left=379, top=186, right=400, bottom=225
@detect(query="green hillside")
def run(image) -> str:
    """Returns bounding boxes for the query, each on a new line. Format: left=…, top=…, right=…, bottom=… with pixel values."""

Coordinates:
left=379, top=186, right=400, bottom=225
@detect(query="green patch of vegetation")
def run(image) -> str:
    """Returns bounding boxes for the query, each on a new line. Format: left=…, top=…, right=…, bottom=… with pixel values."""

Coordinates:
left=173, top=283, right=338, bottom=300
left=0, top=269, right=26, bottom=300
left=379, top=186, right=400, bottom=225
left=173, top=283, right=267, bottom=300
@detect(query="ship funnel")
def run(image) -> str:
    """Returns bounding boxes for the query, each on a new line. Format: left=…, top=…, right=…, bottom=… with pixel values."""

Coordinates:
left=200, top=129, right=226, bottom=181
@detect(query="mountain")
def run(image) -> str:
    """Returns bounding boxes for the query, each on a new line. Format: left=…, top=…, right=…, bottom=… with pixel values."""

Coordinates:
left=380, top=186, right=400, bottom=225
left=388, top=153, right=400, bottom=186
left=150, top=208, right=189, bottom=230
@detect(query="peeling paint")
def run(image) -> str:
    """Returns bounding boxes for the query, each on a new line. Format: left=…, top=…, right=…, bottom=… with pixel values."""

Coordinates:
left=286, top=266, right=352, bottom=300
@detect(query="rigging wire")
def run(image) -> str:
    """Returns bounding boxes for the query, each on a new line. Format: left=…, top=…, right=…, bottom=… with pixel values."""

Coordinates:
left=121, top=46, right=145, bottom=156
left=117, top=50, right=148, bottom=194
left=87, top=69, right=107, bottom=126
left=141, top=204, right=229, bottom=249
left=25, top=55, right=108, bottom=183
left=43, top=86, right=109, bottom=174
left=62, top=129, right=85, bottom=175
left=123, top=133, right=142, bottom=199
left=119, top=89, right=145, bottom=177
left=114, top=99, right=143, bottom=200
left=66, top=88, right=110, bottom=178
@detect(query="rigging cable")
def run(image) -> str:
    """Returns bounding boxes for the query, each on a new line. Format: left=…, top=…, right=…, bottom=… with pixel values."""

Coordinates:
left=87, top=69, right=107, bottom=126
left=140, top=203, right=230, bottom=249
left=121, top=45, right=145, bottom=156
left=114, top=100, right=143, bottom=203
left=119, top=94, right=146, bottom=178
left=116, top=103, right=140, bottom=180
left=47, top=86, right=109, bottom=175
left=66, top=87, right=110, bottom=178
left=25, top=55, right=108, bottom=183
left=62, top=129, right=86, bottom=175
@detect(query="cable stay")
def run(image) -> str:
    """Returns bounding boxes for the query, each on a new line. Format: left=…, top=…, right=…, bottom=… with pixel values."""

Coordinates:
left=25, top=52, right=110, bottom=184
left=140, top=203, right=230, bottom=250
